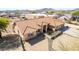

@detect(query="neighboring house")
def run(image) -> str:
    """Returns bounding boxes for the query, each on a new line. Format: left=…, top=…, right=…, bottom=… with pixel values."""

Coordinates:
left=58, top=14, right=72, bottom=22
left=20, top=14, right=47, bottom=20
left=0, top=12, right=8, bottom=17
left=58, top=16, right=70, bottom=22
left=64, top=14, right=72, bottom=21
left=20, top=14, right=63, bottom=20
left=64, top=14, right=72, bottom=19
left=72, top=16, right=79, bottom=22
left=49, top=14, right=60, bottom=19
left=9, top=13, right=16, bottom=18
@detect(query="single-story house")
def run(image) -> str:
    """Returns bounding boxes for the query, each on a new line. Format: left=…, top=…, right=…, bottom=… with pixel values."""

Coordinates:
left=72, top=16, right=79, bottom=22
left=0, top=12, right=8, bottom=17
left=6, top=17, right=64, bottom=41
left=8, top=13, right=16, bottom=18
left=20, top=14, right=47, bottom=20
left=49, top=14, right=61, bottom=19
left=58, top=14, right=72, bottom=22
left=15, top=17, right=64, bottom=40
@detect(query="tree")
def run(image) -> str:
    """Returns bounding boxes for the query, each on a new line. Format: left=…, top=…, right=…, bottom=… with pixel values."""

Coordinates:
left=47, top=11, right=54, bottom=14
left=70, top=10, right=79, bottom=22
left=54, top=11, right=65, bottom=15
left=70, top=10, right=79, bottom=16
left=0, top=17, right=9, bottom=39
left=31, top=11, right=36, bottom=14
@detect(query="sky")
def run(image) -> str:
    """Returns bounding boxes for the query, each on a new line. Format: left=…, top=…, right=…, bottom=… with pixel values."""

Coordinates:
left=0, top=0, right=79, bottom=10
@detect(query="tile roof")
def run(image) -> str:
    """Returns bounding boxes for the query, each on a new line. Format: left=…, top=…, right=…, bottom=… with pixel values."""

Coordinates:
left=6, top=17, right=64, bottom=40
left=16, top=17, right=64, bottom=35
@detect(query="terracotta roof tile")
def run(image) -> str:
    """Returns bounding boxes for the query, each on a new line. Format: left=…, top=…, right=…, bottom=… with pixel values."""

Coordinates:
left=16, top=17, right=64, bottom=39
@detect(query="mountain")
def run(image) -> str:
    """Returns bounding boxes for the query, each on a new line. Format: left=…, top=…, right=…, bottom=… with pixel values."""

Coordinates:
left=32, top=8, right=55, bottom=13
left=73, top=8, right=79, bottom=10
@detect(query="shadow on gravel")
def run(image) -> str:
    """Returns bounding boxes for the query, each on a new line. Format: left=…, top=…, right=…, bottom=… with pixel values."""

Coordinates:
left=0, top=34, right=21, bottom=51
left=28, top=34, right=45, bottom=46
